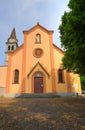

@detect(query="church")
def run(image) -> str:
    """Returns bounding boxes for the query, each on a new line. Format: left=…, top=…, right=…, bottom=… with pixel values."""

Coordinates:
left=0, top=23, right=81, bottom=97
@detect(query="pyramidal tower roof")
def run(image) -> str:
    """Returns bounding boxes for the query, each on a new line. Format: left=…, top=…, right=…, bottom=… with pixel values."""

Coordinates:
left=10, top=28, right=17, bottom=39
left=7, top=28, right=18, bottom=43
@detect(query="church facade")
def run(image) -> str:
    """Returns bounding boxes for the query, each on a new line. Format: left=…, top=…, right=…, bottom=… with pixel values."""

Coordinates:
left=0, top=23, right=81, bottom=97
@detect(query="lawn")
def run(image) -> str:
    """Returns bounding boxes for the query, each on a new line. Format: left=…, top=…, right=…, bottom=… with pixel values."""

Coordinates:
left=0, top=96, right=85, bottom=130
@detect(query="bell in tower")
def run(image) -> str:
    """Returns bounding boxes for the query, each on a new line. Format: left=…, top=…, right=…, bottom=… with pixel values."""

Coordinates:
left=4, top=28, right=18, bottom=65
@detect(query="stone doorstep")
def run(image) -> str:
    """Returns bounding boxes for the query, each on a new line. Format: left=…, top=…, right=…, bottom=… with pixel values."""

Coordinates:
left=3, top=92, right=77, bottom=98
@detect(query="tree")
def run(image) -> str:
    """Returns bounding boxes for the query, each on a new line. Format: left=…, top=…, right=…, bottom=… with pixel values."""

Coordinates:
left=59, top=0, right=85, bottom=76
left=80, top=76, right=85, bottom=90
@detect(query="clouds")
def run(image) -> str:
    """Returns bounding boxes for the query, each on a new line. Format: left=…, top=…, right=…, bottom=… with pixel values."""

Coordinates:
left=0, top=0, right=69, bottom=65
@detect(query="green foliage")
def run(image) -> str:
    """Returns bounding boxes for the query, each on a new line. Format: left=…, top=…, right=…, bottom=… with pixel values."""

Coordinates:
left=59, top=0, right=85, bottom=76
left=80, top=76, right=85, bottom=90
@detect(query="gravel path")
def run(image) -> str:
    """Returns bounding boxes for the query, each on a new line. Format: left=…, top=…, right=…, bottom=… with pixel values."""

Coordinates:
left=0, top=97, right=85, bottom=130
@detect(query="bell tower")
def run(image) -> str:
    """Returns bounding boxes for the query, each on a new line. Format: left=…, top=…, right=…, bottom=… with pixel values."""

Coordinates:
left=4, top=28, right=18, bottom=65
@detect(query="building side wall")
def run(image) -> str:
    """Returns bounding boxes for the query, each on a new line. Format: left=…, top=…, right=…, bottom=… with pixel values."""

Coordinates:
left=69, top=73, right=81, bottom=93
left=53, top=47, right=81, bottom=93
left=53, top=47, right=68, bottom=92
left=0, top=66, right=7, bottom=88
left=8, top=48, right=23, bottom=93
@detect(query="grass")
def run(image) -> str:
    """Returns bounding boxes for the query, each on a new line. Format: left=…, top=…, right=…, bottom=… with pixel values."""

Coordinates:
left=0, top=96, right=85, bottom=130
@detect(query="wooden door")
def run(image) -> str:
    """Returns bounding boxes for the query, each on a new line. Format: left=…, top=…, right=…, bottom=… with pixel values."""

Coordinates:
left=34, top=77, right=43, bottom=93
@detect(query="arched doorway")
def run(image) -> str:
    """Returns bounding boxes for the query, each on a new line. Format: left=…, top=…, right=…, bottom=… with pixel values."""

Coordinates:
left=34, top=72, right=44, bottom=93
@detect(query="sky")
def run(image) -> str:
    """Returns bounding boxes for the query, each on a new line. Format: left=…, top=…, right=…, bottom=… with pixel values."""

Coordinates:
left=0, top=0, right=69, bottom=65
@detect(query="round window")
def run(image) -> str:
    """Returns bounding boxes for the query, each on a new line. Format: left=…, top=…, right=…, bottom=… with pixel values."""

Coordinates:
left=33, top=48, right=43, bottom=58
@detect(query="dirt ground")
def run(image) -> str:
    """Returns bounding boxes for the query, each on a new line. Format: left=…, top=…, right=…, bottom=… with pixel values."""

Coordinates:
left=0, top=96, right=85, bottom=130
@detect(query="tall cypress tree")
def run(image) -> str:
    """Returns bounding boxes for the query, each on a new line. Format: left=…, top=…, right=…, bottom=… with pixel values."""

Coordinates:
left=59, top=0, right=85, bottom=76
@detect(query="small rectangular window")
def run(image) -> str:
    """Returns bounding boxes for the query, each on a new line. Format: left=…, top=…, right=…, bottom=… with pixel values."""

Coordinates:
left=14, top=69, right=19, bottom=83
left=58, top=69, right=64, bottom=83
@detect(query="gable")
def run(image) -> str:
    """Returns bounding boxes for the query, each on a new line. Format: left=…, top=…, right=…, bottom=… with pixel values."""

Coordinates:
left=27, top=62, right=50, bottom=78
left=23, top=23, right=54, bottom=35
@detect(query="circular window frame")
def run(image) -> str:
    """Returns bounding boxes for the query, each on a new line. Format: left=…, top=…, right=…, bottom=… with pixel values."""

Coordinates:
left=33, top=48, right=43, bottom=58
